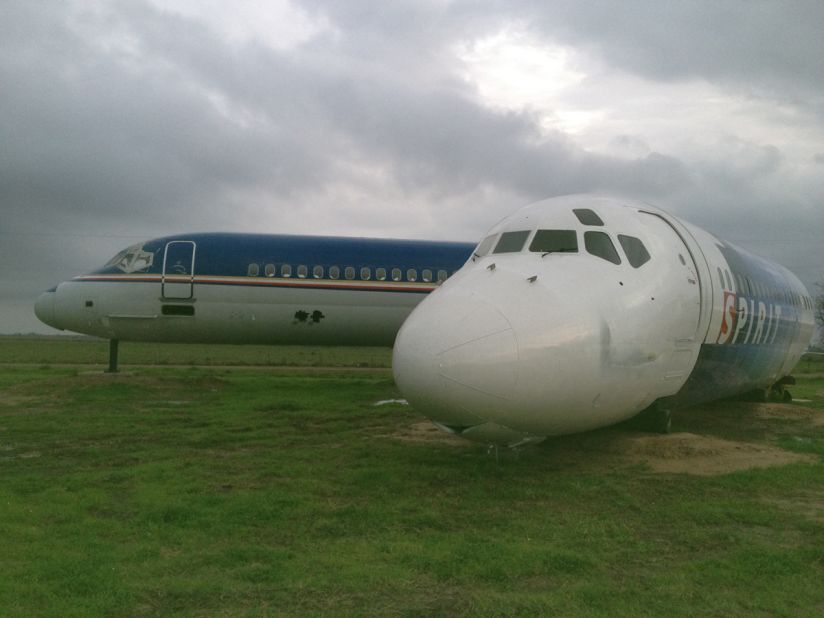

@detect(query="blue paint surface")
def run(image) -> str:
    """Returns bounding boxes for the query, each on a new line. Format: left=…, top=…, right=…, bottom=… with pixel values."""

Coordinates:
left=669, top=240, right=807, bottom=406
left=90, top=233, right=476, bottom=280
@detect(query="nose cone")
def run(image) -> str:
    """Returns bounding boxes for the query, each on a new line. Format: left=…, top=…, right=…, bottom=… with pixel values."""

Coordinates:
left=394, top=291, right=518, bottom=423
left=34, top=290, right=60, bottom=330
left=394, top=279, right=549, bottom=446
left=394, top=262, right=612, bottom=444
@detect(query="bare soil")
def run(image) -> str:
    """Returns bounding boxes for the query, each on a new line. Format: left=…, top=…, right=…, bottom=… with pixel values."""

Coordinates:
left=601, top=431, right=813, bottom=475
left=393, top=401, right=822, bottom=475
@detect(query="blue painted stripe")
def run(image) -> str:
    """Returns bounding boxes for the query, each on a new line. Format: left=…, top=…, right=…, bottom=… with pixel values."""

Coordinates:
left=92, top=233, right=475, bottom=279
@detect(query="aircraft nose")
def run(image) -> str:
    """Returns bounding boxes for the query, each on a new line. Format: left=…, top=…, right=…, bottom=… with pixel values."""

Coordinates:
left=394, top=263, right=613, bottom=444
left=393, top=285, right=526, bottom=440
left=34, top=290, right=60, bottom=330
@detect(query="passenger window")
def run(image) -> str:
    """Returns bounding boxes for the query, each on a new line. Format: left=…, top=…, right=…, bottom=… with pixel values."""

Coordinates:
left=584, top=232, right=621, bottom=265
left=297, top=265, right=308, bottom=278
left=573, top=208, right=604, bottom=226
left=391, top=268, right=402, bottom=281
left=475, top=234, right=497, bottom=257
left=407, top=268, right=418, bottom=282
left=360, top=267, right=371, bottom=280
left=493, top=230, right=530, bottom=254
left=265, top=263, right=275, bottom=277
left=248, top=263, right=260, bottom=277
left=376, top=268, right=387, bottom=281
left=281, top=264, right=292, bottom=278
left=529, top=230, right=577, bottom=254
left=437, top=270, right=448, bottom=283
left=422, top=269, right=432, bottom=282
left=329, top=266, right=340, bottom=280
left=617, top=235, right=650, bottom=268
left=345, top=266, right=355, bottom=280
left=313, top=265, right=324, bottom=279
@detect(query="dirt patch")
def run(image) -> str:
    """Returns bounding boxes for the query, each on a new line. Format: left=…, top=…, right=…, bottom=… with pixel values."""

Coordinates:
left=390, top=421, right=471, bottom=447
left=612, top=432, right=814, bottom=475
left=394, top=401, right=824, bottom=473
left=537, top=429, right=817, bottom=476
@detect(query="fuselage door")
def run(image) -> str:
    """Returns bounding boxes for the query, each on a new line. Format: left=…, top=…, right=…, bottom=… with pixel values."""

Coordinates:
left=162, top=241, right=196, bottom=300
left=638, top=211, right=704, bottom=340
left=637, top=210, right=705, bottom=391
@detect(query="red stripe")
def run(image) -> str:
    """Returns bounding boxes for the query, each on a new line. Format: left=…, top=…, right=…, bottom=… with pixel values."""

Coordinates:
left=73, top=275, right=436, bottom=293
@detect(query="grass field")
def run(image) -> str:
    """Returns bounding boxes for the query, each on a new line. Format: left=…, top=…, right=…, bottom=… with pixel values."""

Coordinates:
left=0, top=336, right=393, bottom=369
left=1, top=338, right=823, bottom=616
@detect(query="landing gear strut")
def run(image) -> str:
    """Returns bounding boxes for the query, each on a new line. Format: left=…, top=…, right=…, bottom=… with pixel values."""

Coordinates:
left=741, top=376, right=795, bottom=403
left=770, top=376, right=795, bottom=403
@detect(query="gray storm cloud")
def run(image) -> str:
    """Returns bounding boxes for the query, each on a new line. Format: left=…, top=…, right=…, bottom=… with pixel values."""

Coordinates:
left=1, top=0, right=823, bottom=334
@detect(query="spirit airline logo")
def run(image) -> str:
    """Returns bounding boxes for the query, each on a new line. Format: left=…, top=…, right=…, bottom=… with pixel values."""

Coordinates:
left=716, top=291, right=783, bottom=346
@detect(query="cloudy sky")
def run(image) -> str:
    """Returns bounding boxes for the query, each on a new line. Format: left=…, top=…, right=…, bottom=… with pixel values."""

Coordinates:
left=2, top=0, right=823, bottom=334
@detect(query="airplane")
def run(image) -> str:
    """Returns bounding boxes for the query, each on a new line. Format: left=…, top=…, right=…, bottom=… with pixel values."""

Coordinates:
left=34, top=234, right=475, bottom=354
left=34, top=194, right=815, bottom=445
left=392, top=195, right=816, bottom=446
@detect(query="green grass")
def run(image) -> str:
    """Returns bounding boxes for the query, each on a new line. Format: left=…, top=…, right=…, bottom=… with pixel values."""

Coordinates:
left=1, top=339, right=823, bottom=616
left=0, top=336, right=392, bottom=368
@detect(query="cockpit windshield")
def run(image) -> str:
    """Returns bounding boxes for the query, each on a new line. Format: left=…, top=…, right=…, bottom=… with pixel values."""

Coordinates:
left=584, top=231, right=621, bottom=265
left=529, top=230, right=578, bottom=254
left=105, top=243, right=155, bottom=273
left=474, top=234, right=497, bottom=257
left=474, top=210, right=648, bottom=269
left=618, top=235, right=650, bottom=268
left=493, top=230, right=530, bottom=254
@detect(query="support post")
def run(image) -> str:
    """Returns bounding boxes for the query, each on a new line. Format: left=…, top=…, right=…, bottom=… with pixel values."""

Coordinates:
left=107, top=339, right=119, bottom=374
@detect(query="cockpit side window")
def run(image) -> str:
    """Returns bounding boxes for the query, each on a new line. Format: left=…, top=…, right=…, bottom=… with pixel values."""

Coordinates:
left=584, top=231, right=621, bottom=265
left=492, top=230, right=530, bottom=254
left=573, top=208, right=604, bottom=226
left=474, top=234, right=497, bottom=257
left=617, top=234, right=650, bottom=268
left=529, top=230, right=578, bottom=254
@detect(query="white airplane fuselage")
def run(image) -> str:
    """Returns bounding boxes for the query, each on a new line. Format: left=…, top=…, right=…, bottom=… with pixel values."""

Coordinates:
left=35, top=234, right=475, bottom=346
left=392, top=195, right=815, bottom=445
